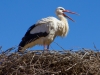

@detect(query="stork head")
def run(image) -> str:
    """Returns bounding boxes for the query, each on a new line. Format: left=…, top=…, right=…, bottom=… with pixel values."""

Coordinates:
left=56, top=7, right=79, bottom=22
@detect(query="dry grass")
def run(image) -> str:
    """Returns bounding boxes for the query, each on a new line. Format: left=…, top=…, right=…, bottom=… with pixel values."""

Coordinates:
left=0, top=47, right=100, bottom=75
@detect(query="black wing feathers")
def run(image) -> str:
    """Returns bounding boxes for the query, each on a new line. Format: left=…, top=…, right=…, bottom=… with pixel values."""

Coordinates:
left=18, top=24, right=48, bottom=51
left=24, top=24, right=36, bottom=37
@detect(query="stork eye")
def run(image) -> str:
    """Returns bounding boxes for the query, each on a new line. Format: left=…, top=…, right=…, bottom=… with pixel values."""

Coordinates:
left=60, top=8, right=63, bottom=10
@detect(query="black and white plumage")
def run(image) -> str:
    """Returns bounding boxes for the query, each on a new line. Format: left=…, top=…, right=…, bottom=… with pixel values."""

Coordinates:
left=18, top=7, right=78, bottom=52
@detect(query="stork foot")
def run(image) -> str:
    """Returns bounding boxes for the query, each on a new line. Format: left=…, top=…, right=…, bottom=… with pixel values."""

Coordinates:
left=43, top=45, right=50, bottom=53
left=43, top=49, right=50, bottom=54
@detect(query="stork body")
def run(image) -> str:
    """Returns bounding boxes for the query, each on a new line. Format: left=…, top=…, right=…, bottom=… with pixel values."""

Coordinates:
left=18, top=7, right=77, bottom=52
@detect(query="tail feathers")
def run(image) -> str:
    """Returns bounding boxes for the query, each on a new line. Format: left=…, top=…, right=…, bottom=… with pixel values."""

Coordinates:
left=18, top=36, right=39, bottom=52
left=18, top=40, right=27, bottom=52
left=18, top=46, right=23, bottom=52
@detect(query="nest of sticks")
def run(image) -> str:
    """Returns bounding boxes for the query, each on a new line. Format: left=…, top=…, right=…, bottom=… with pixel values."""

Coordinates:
left=0, top=47, right=100, bottom=75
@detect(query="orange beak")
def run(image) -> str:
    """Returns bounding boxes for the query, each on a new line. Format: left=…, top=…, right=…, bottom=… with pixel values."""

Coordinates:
left=63, top=10, right=79, bottom=22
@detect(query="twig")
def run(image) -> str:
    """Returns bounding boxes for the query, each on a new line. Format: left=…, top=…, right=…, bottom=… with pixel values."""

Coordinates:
left=3, top=47, right=16, bottom=54
left=0, top=46, right=3, bottom=54
left=53, top=41, right=65, bottom=51
left=93, top=42, right=99, bottom=51
left=66, top=52, right=88, bottom=71
left=30, top=53, right=35, bottom=65
left=0, top=46, right=2, bottom=50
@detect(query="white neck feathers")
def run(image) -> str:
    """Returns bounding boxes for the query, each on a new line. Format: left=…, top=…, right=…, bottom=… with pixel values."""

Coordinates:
left=57, top=15, right=69, bottom=36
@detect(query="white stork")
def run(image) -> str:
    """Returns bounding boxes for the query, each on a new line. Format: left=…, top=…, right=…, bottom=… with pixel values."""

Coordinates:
left=18, top=7, right=78, bottom=52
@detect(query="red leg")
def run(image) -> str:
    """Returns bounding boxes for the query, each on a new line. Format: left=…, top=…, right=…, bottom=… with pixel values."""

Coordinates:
left=47, top=45, right=49, bottom=50
left=44, top=45, right=47, bottom=50
left=44, top=45, right=50, bottom=50
left=43, top=45, right=50, bottom=53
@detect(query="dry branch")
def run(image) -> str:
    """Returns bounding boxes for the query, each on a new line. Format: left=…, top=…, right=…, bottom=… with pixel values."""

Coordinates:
left=0, top=47, right=100, bottom=75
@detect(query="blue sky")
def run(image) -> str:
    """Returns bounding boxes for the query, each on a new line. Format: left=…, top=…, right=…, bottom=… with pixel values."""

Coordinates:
left=0, top=0, right=100, bottom=51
